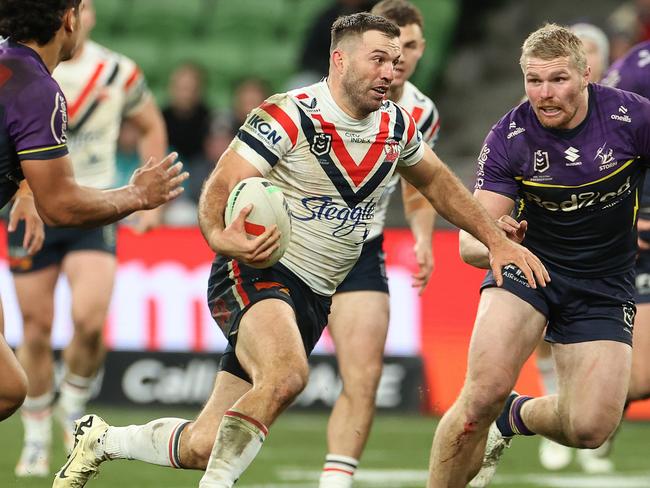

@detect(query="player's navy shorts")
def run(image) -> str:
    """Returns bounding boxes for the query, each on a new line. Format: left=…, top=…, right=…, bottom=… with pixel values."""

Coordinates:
left=336, top=234, right=389, bottom=293
left=635, top=251, right=650, bottom=304
left=207, top=256, right=331, bottom=383
left=481, top=265, right=636, bottom=346
left=7, top=221, right=117, bottom=273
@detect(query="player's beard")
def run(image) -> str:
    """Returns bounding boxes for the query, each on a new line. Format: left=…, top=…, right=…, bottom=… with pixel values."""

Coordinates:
left=341, top=68, right=383, bottom=117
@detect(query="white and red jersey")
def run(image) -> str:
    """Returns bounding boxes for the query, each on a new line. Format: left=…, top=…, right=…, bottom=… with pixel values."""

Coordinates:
left=230, top=80, right=425, bottom=295
left=369, top=81, right=440, bottom=240
left=53, top=40, right=150, bottom=188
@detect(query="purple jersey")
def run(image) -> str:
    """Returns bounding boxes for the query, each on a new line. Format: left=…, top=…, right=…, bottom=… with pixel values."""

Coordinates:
left=602, top=41, right=650, bottom=221
left=0, top=40, right=69, bottom=207
left=475, top=84, right=650, bottom=277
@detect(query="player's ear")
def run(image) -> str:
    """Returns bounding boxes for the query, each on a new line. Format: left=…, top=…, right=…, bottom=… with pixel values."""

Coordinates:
left=331, top=49, right=346, bottom=73
left=62, top=7, right=76, bottom=33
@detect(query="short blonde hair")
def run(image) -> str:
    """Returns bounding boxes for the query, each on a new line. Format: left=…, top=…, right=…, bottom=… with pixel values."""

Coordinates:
left=520, top=23, right=587, bottom=73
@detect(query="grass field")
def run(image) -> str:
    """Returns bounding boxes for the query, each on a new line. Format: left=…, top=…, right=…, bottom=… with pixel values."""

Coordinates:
left=2, top=406, right=650, bottom=487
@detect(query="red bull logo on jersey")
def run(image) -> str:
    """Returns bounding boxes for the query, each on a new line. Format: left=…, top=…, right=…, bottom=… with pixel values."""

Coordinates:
left=246, top=113, right=283, bottom=145
left=293, top=196, right=375, bottom=237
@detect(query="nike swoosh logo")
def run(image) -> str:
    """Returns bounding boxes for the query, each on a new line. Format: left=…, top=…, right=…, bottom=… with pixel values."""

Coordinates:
left=56, top=451, right=78, bottom=479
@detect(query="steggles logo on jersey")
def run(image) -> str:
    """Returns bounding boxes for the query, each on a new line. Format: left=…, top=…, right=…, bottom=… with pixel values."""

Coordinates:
left=533, top=150, right=550, bottom=173
left=310, top=133, right=332, bottom=157
left=293, top=195, right=376, bottom=237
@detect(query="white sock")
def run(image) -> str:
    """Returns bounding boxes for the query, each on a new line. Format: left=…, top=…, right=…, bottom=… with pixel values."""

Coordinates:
left=319, top=454, right=358, bottom=488
left=58, top=372, right=94, bottom=418
left=103, top=418, right=190, bottom=467
left=199, top=410, right=268, bottom=488
left=21, top=391, right=54, bottom=446
left=536, top=356, right=558, bottom=395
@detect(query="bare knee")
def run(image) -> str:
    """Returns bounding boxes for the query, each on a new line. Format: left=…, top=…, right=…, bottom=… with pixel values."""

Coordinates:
left=339, top=361, right=383, bottom=406
left=0, top=367, right=27, bottom=421
left=461, top=381, right=514, bottom=422
left=257, top=363, right=309, bottom=411
left=567, top=415, right=617, bottom=449
left=72, top=316, right=104, bottom=350
left=180, top=422, right=211, bottom=470
left=21, top=316, right=53, bottom=354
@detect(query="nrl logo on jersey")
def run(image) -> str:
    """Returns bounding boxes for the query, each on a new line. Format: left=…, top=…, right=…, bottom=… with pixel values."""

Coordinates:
left=533, top=150, right=550, bottom=173
left=310, top=133, right=332, bottom=157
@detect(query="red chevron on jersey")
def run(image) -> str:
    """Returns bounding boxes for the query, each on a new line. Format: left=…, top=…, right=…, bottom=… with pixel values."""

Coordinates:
left=68, top=61, right=105, bottom=120
left=411, top=106, right=424, bottom=123
left=312, top=111, right=390, bottom=186
left=261, top=101, right=298, bottom=146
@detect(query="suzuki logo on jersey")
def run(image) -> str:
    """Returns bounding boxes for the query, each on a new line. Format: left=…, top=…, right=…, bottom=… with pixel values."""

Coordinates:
left=247, top=114, right=282, bottom=145
left=524, top=176, right=631, bottom=212
left=310, top=133, right=332, bottom=157
left=533, top=150, right=550, bottom=173
left=293, top=196, right=375, bottom=237
left=564, top=147, right=581, bottom=166
left=611, top=105, right=632, bottom=123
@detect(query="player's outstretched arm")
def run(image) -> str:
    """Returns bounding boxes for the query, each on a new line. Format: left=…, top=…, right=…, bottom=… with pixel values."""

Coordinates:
left=401, top=179, right=436, bottom=294
left=398, top=146, right=549, bottom=288
left=21, top=152, right=188, bottom=227
left=198, top=148, right=280, bottom=265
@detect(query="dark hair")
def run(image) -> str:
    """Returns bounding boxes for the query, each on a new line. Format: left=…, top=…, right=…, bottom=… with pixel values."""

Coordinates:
left=330, top=12, right=401, bottom=53
left=371, top=0, right=424, bottom=29
left=0, top=0, right=81, bottom=45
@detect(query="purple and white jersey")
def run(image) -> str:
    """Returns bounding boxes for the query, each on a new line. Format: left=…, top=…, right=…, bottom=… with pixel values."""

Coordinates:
left=602, top=41, right=650, bottom=220
left=0, top=40, right=69, bottom=207
left=475, top=84, right=650, bottom=277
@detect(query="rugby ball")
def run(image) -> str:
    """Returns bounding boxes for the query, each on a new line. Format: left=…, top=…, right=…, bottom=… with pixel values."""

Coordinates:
left=224, top=177, right=292, bottom=269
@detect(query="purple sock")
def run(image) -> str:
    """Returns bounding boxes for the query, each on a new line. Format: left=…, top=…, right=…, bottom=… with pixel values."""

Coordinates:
left=509, top=395, right=535, bottom=436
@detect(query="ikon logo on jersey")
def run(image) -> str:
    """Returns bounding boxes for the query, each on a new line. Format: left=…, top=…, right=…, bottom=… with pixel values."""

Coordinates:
left=246, top=114, right=283, bottom=145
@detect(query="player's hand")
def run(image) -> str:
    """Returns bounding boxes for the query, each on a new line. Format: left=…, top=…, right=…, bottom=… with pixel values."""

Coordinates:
left=208, top=205, right=281, bottom=266
left=412, top=239, right=434, bottom=295
left=130, top=152, right=189, bottom=210
left=8, top=193, right=44, bottom=255
left=131, top=207, right=164, bottom=234
left=496, top=216, right=527, bottom=244
left=488, top=235, right=550, bottom=288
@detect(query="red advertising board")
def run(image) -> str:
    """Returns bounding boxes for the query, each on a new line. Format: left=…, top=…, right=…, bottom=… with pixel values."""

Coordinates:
left=2, top=225, right=648, bottom=418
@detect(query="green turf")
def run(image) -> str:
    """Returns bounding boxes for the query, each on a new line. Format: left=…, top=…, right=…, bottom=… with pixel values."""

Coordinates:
left=2, top=406, right=650, bottom=487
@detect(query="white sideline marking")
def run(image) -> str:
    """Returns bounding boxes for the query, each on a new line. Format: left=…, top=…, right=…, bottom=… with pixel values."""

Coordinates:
left=261, top=468, right=650, bottom=487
